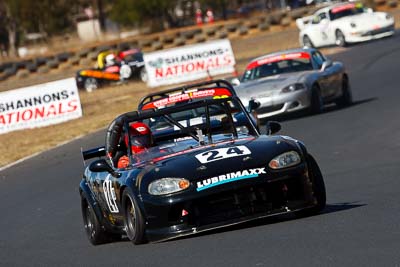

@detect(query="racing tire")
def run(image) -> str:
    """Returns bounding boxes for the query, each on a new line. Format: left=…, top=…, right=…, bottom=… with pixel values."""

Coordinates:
left=122, top=189, right=146, bottom=245
left=302, top=35, right=314, bottom=48
left=309, top=84, right=324, bottom=114
left=119, top=64, right=132, bottom=80
left=335, top=30, right=346, bottom=47
left=296, top=154, right=326, bottom=217
left=335, top=75, right=353, bottom=107
left=84, top=77, right=98, bottom=92
left=81, top=196, right=108, bottom=245
left=139, top=67, right=148, bottom=83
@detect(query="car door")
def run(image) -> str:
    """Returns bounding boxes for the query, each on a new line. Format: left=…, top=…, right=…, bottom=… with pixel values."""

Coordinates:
left=307, top=12, right=331, bottom=47
left=93, top=169, right=124, bottom=226
left=312, top=51, right=339, bottom=98
left=311, top=51, right=330, bottom=98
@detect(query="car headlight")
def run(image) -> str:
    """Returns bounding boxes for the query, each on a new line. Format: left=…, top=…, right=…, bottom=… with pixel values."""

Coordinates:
left=350, top=22, right=356, bottom=28
left=268, top=151, right=301, bottom=169
left=281, top=83, right=306, bottom=93
left=386, top=14, right=393, bottom=20
left=148, top=178, right=190, bottom=195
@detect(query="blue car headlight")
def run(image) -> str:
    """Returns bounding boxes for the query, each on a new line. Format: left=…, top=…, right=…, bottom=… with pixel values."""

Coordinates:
left=269, top=151, right=301, bottom=169
left=148, top=178, right=190, bottom=195
left=281, top=83, right=306, bottom=93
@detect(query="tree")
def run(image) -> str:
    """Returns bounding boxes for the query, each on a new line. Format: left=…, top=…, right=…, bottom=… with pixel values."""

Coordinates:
left=108, top=0, right=178, bottom=32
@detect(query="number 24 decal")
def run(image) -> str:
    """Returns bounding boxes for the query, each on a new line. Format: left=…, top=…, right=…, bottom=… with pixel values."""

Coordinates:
left=195, top=146, right=251, bottom=163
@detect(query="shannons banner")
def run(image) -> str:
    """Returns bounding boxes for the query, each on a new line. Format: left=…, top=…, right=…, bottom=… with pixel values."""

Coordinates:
left=144, top=39, right=236, bottom=87
left=0, top=78, right=83, bottom=134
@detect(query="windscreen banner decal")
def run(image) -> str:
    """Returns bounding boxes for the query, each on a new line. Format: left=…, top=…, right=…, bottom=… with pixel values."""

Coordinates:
left=195, top=146, right=251, bottom=164
left=142, top=88, right=232, bottom=109
left=197, top=167, right=266, bottom=191
left=247, top=52, right=310, bottom=70
left=144, top=39, right=236, bottom=87
left=0, top=78, right=83, bottom=134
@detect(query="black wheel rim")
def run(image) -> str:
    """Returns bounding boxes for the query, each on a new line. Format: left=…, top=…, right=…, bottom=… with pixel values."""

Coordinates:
left=126, top=197, right=137, bottom=238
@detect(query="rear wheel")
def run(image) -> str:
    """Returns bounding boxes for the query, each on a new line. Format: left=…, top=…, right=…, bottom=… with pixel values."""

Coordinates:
left=335, top=76, right=353, bottom=107
left=123, top=189, right=146, bottom=244
left=302, top=35, right=314, bottom=48
left=81, top=196, right=107, bottom=245
left=84, top=77, right=98, bottom=92
left=335, top=30, right=346, bottom=47
left=297, top=154, right=326, bottom=217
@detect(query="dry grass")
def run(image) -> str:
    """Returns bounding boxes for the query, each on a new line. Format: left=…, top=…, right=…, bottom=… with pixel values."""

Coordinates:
left=1, top=8, right=400, bottom=168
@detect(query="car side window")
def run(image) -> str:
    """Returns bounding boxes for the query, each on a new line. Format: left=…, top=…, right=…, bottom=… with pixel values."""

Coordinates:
left=312, top=12, right=327, bottom=24
left=312, top=52, right=325, bottom=69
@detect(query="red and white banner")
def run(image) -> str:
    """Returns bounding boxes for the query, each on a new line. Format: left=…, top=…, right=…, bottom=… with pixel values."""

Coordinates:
left=0, top=78, right=83, bottom=134
left=144, top=39, right=236, bottom=87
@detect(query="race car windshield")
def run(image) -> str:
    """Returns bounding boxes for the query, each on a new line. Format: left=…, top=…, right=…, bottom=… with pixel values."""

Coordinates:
left=241, top=58, right=313, bottom=82
left=132, top=98, right=256, bottom=163
left=329, top=5, right=364, bottom=20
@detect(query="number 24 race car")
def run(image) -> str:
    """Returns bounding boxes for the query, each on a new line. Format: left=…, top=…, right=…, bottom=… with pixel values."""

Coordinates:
left=79, top=80, right=326, bottom=245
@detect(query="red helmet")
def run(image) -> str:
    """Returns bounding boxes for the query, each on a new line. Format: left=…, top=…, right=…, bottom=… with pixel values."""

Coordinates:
left=125, top=122, right=153, bottom=154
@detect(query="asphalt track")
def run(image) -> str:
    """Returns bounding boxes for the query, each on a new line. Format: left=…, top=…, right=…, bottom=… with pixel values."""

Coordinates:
left=1, top=33, right=400, bottom=266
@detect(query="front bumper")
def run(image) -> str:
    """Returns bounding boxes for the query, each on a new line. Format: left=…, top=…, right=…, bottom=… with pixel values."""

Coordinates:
left=254, top=89, right=311, bottom=119
left=141, top=163, right=316, bottom=242
left=346, top=23, right=395, bottom=43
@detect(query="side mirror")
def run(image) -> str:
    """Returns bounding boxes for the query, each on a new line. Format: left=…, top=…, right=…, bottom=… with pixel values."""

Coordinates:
left=321, top=60, right=332, bottom=71
left=230, top=77, right=241, bottom=86
left=248, top=99, right=261, bottom=112
left=89, top=159, right=121, bottom=178
left=266, top=121, right=281, bottom=135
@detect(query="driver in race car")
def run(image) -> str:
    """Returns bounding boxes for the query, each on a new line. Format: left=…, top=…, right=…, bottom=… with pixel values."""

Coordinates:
left=117, top=122, right=153, bottom=168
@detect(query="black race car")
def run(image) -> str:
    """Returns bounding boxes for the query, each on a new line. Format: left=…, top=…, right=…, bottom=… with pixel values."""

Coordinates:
left=79, top=80, right=326, bottom=245
left=76, top=49, right=146, bottom=92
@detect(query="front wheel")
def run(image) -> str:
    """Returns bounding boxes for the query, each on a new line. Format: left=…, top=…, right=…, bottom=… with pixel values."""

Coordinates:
left=335, top=30, right=346, bottom=47
left=297, top=154, right=326, bottom=217
left=123, top=189, right=146, bottom=245
left=309, top=85, right=324, bottom=114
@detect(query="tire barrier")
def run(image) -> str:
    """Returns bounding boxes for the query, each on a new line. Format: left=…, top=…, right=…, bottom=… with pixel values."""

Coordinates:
left=173, top=37, right=186, bottom=46
left=150, top=41, right=163, bottom=51
left=16, top=69, right=30, bottom=79
left=46, top=59, right=60, bottom=69
left=77, top=48, right=92, bottom=58
left=87, top=51, right=98, bottom=60
left=238, top=25, right=249, bottom=35
left=204, top=26, right=218, bottom=36
left=269, top=12, right=284, bottom=25
left=218, top=30, right=228, bottom=39
left=56, top=52, right=73, bottom=62
left=281, top=17, right=291, bottom=27
left=37, top=66, right=50, bottom=74
left=69, top=56, right=81, bottom=65
left=79, top=58, right=93, bottom=67
left=194, top=33, right=206, bottom=43
left=258, top=21, right=270, bottom=31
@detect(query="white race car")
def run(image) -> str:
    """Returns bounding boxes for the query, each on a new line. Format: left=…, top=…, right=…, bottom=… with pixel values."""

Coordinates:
left=296, top=2, right=395, bottom=47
